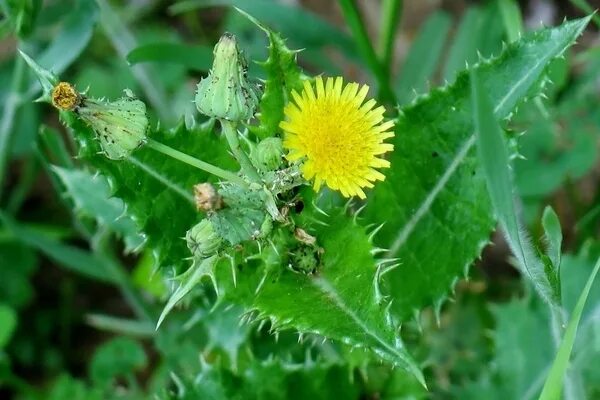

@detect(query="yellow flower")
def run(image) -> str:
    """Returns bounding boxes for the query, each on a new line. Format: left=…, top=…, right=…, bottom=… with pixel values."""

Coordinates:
left=280, top=76, right=394, bottom=199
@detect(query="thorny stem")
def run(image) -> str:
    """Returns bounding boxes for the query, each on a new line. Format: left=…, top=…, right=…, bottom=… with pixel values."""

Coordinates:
left=220, top=119, right=262, bottom=183
left=145, top=138, right=247, bottom=186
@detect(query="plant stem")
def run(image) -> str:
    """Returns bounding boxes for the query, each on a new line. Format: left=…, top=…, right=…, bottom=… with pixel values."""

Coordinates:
left=220, top=119, right=262, bottom=183
left=0, top=53, right=25, bottom=200
left=338, top=0, right=395, bottom=104
left=145, top=138, right=246, bottom=186
left=377, top=0, right=402, bottom=81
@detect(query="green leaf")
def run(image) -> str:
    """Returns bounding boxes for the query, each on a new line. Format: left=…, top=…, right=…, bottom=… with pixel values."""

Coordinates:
left=0, top=212, right=117, bottom=283
left=471, top=67, right=557, bottom=305
left=396, top=11, right=452, bottom=103
left=221, top=211, right=425, bottom=386
left=0, top=239, right=38, bottom=309
left=364, top=17, right=590, bottom=321
left=454, top=245, right=600, bottom=399
left=2, top=0, right=42, bottom=37
left=0, top=303, right=17, bottom=348
left=28, top=0, right=97, bottom=95
left=90, top=337, right=147, bottom=386
left=159, top=357, right=360, bottom=400
left=43, top=374, right=103, bottom=400
left=157, top=255, right=219, bottom=328
left=52, top=166, right=144, bottom=252
left=539, top=256, right=600, bottom=400
left=169, top=0, right=355, bottom=60
left=67, top=116, right=235, bottom=272
left=238, top=8, right=304, bottom=139
left=498, top=0, right=523, bottom=43
left=127, top=42, right=213, bottom=71
left=542, top=206, right=563, bottom=272
left=443, top=7, right=482, bottom=82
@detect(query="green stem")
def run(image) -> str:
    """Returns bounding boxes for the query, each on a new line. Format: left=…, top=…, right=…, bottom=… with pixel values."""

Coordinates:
left=145, top=138, right=246, bottom=186
left=0, top=53, right=25, bottom=200
left=220, top=119, right=262, bottom=183
left=338, top=0, right=395, bottom=103
left=377, top=0, right=402, bottom=80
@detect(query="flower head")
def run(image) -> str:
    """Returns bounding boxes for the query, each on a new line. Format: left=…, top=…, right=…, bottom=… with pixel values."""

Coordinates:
left=280, top=77, right=394, bottom=199
left=52, top=82, right=81, bottom=111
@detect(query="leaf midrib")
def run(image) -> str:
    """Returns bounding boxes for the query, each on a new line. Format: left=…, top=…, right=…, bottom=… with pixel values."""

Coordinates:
left=387, top=31, right=579, bottom=258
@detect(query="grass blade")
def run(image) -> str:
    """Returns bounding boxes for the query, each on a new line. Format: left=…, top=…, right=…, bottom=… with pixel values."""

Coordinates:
left=396, top=11, right=451, bottom=103
left=498, top=0, right=523, bottom=43
left=470, top=68, right=557, bottom=305
left=538, top=256, right=600, bottom=400
left=443, top=6, right=481, bottom=82
left=127, top=43, right=213, bottom=72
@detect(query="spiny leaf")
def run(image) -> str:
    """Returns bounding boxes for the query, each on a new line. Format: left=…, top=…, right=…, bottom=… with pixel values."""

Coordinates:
left=67, top=113, right=236, bottom=272
left=52, top=166, right=144, bottom=252
left=237, top=7, right=304, bottom=139
left=220, top=210, right=425, bottom=386
left=157, top=255, right=219, bottom=328
left=364, top=17, right=591, bottom=321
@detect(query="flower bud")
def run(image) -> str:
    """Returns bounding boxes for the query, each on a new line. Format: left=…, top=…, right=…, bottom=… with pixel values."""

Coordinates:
left=76, top=89, right=148, bottom=160
left=253, top=137, right=284, bottom=171
left=186, top=219, right=222, bottom=259
left=289, top=244, right=320, bottom=275
left=195, top=33, right=259, bottom=121
left=193, top=183, right=223, bottom=212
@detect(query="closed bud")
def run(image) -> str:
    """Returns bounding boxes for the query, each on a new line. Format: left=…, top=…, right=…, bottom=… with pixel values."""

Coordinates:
left=186, top=219, right=222, bottom=259
left=253, top=137, right=284, bottom=171
left=195, top=33, right=259, bottom=121
left=193, top=183, right=223, bottom=212
left=76, top=89, right=148, bottom=160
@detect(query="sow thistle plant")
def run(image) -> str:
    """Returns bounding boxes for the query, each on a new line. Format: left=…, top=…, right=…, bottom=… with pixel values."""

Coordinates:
left=19, top=8, right=592, bottom=390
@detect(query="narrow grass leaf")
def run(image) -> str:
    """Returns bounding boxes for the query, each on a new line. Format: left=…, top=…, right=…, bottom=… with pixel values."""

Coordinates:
left=127, top=43, right=213, bottom=71
left=396, top=11, right=452, bottom=102
left=443, top=6, right=482, bottom=82
left=498, top=0, right=523, bottom=43
left=538, top=256, right=600, bottom=400
left=470, top=68, right=557, bottom=305
left=0, top=212, right=117, bottom=283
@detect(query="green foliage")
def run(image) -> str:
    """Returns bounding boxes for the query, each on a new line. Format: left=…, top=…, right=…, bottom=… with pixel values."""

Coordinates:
left=241, top=9, right=304, bottom=139
left=127, top=43, right=213, bottom=72
left=0, top=304, right=17, bottom=349
left=396, top=11, right=452, bottom=102
left=2, top=1, right=600, bottom=399
left=221, top=210, right=424, bottom=384
left=52, top=166, right=144, bottom=252
left=539, top=256, right=600, bottom=400
left=364, top=17, right=590, bottom=321
left=90, top=337, right=148, bottom=387
left=69, top=118, right=235, bottom=272
left=471, top=66, right=557, bottom=305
